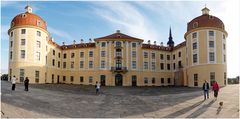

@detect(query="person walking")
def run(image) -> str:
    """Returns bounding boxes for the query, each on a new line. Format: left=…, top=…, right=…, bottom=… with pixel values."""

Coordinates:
left=24, top=77, right=29, bottom=91
left=95, top=81, right=101, bottom=94
left=11, top=75, right=17, bottom=91
left=202, top=80, right=210, bottom=100
left=212, top=81, right=220, bottom=100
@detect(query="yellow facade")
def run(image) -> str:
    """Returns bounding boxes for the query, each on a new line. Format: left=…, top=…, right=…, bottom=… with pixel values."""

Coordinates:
left=8, top=6, right=227, bottom=87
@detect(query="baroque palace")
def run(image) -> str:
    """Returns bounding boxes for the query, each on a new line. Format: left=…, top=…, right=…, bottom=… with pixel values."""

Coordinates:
left=8, top=5, right=227, bottom=87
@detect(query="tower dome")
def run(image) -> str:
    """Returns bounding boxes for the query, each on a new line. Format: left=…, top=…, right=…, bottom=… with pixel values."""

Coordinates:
left=186, top=7, right=225, bottom=33
left=9, top=5, right=47, bottom=33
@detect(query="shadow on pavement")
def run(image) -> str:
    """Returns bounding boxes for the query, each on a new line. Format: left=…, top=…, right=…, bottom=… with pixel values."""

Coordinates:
left=163, top=100, right=204, bottom=118
left=186, top=100, right=215, bottom=118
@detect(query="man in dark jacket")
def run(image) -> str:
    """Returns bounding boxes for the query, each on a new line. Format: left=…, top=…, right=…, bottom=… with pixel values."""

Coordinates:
left=202, top=80, right=210, bottom=100
left=24, top=77, right=29, bottom=91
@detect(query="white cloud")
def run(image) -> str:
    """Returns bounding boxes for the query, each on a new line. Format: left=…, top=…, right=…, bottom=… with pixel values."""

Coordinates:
left=48, top=26, right=75, bottom=44
left=92, top=1, right=161, bottom=43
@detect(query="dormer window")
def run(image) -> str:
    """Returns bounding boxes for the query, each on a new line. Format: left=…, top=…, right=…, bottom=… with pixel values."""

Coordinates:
left=209, top=15, right=214, bottom=19
left=21, top=14, right=26, bottom=18
left=193, top=22, right=198, bottom=28
left=37, top=20, right=41, bottom=26
left=11, top=22, right=15, bottom=27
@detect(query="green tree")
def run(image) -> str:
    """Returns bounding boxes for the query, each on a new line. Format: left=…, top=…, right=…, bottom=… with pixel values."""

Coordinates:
left=1, top=74, right=8, bottom=81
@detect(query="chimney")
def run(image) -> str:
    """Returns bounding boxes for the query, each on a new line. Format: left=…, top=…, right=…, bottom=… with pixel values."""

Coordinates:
left=160, top=42, right=163, bottom=46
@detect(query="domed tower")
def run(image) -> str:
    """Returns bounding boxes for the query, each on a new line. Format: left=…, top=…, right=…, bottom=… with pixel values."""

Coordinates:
left=8, top=5, right=49, bottom=83
left=184, top=7, right=228, bottom=87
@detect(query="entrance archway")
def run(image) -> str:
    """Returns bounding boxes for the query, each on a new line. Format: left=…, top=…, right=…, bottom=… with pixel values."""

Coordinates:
left=115, top=74, right=123, bottom=86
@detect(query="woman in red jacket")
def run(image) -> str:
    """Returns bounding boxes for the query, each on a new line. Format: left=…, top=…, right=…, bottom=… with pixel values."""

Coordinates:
left=212, top=81, right=220, bottom=100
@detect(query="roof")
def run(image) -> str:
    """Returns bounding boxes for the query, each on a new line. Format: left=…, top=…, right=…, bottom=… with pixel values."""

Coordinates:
left=94, top=31, right=144, bottom=42
left=10, top=12, right=47, bottom=30
left=61, top=43, right=96, bottom=50
left=187, top=14, right=224, bottom=32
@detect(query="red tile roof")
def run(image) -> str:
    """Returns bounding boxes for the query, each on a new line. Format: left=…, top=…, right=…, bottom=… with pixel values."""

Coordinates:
left=94, top=32, right=144, bottom=42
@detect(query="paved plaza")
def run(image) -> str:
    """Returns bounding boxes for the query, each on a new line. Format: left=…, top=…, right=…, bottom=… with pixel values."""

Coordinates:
left=1, top=81, right=239, bottom=118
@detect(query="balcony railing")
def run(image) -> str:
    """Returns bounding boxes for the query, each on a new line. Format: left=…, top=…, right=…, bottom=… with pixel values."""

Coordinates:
left=111, top=67, right=128, bottom=73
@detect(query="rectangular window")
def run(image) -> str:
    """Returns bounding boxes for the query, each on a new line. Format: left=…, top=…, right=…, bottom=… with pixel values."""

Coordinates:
left=10, top=32, right=13, bottom=37
left=178, top=52, right=181, bottom=57
left=223, top=34, right=225, bottom=39
left=19, top=69, right=24, bottom=82
left=58, top=53, right=60, bottom=58
left=101, top=51, right=106, bottom=57
left=151, top=62, right=156, bottom=70
left=160, top=54, right=164, bottom=60
left=89, top=51, right=93, bottom=57
left=35, top=71, right=40, bottom=83
left=192, top=32, right=197, bottom=39
left=167, top=64, right=170, bottom=70
left=36, top=52, right=40, bottom=61
left=63, top=76, right=66, bottom=82
left=144, top=52, right=148, bottom=58
left=36, top=41, right=41, bottom=48
left=210, top=72, right=215, bottom=86
left=144, top=77, right=148, bottom=84
left=132, top=61, right=136, bottom=69
left=224, top=72, right=226, bottom=80
left=209, top=52, right=215, bottom=62
left=168, top=78, right=171, bottom=83
left=194, top=74, right=198, bottom=86
left=21, top=29, right=26, bottom=34
left=193, top=42, right=197, bottom=50
left=52, top=59, right=55, bottom=66
left=178, top=61, right=182, bottom=68
left=80, top=52, right=84, bottom=58
left=58, top=61, right=60, bottom=68
left=152, top=78, right=155, bottom=84
left=37, top=31, right=41, bottom=36
left=89, top=76, right=93, bottom=83
left=89, top=61, right=93, bottom=68
left=71, top=61, right=74, bottom=69
left=132, top=43, right=136, bottom=47
left=209, top=41, right=214, bottom=48
left=71, top=53, right=75, bottom=58
left=21, top=39, right=26, bottom=46
left=80, top=61, right=84, bottom=68
left=53, top=50, right=55, bottom=55
left=10, top=51, right=12, bottom=60
left=80, top=76, right=84, bottom=82
left=63, top=62, right=66, bottom=68
left=63, top=53, right=67, bottom=59
left=167, top=55, right=170, bottom=60
left=223, top=44, right=226, bottom=50
left=70, top=76, right=74, bottom=82
left=52, top=74, right=54, bottom=83
left=132, top=51, right=136, bottom=58
left=223, top=54, right=226, bottom=62
left=10, top=41, right=13, bottom=47
left=101, top=61, right=105, bottom=68
left=173, top=54, right=175, bottom=60
left=173, top=63, right=175, bottom=70
left=161, top=78, right=164, bottom=84
left=209, top=31, right=214, bottom=36
left=193, top=54, right=198, bottom=63
left=151, top=53, right=155, bottom=59
left=144, top=62, right=148, bottom=69
left=160, top=63, right=164, bottom=70
left=101, top=42, right=106, bottom=47
left=21, top=50, right=25, bottom=59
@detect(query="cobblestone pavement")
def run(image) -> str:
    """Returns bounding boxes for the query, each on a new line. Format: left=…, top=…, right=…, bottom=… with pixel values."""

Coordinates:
left=1, top=81, right=239, bottom=118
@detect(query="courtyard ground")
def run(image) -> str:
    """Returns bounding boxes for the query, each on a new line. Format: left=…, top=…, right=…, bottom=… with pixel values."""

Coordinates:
left=1, top=81, right=239, bottom=118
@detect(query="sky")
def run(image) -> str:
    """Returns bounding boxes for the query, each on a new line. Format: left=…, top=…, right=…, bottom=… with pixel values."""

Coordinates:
left=1, top=0, right=239, bottom=78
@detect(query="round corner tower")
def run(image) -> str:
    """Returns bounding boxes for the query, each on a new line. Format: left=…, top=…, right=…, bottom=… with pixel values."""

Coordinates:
left=8, top=5, right=49, bottom=83
left=184, top=7, right=228, bottom=87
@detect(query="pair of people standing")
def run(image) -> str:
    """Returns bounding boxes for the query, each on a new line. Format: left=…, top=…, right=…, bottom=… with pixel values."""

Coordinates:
left=95, top=81, right=101, bottom=94
left=11, top=76, right=29, bottom=91
left=202, top=80, right=219, bottom=100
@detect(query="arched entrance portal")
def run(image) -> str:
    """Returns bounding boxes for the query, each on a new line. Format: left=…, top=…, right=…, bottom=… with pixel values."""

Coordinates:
left=115, top=74, right=123, bottom=86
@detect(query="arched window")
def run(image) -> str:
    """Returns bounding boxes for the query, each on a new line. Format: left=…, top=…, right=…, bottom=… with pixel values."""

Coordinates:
left=193, top=22, right=198, bottom=28
left=116, top=41, right=122, bottom=47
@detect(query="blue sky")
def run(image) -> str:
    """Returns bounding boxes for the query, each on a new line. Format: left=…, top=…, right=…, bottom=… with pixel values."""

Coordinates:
left=1, top=0, right=239, bottom=78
